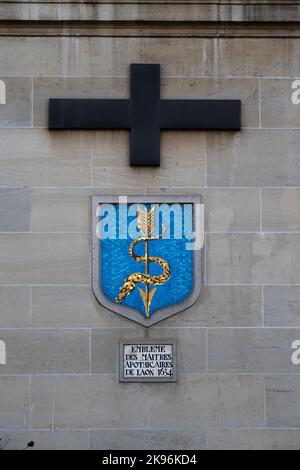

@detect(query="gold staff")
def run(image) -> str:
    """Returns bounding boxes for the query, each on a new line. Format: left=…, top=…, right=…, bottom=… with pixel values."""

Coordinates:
left=137, top=207, right=156, bottom=317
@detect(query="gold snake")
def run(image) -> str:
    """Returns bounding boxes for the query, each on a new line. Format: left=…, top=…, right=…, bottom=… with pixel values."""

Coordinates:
left=115, top=227, right=170, bottom=303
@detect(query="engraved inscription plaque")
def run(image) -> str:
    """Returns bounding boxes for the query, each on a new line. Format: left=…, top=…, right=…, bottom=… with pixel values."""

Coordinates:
left=119, top=340, right=177, bottom=382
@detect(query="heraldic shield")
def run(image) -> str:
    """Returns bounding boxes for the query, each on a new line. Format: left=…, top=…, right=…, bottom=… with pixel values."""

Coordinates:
left=92, top=195, right=204, bottom=327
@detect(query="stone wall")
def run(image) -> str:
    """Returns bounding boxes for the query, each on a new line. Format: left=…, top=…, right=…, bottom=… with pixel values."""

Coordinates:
left=0, top=1, right=300, bottom=450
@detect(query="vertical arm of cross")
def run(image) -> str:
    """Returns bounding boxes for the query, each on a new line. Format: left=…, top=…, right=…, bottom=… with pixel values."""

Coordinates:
left=130, top=64, right=161, bottom=166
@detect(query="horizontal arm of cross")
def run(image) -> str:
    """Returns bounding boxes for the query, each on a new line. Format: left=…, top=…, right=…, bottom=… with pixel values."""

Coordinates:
left=160, top=100, right=241, bottom=130
left=49, top=98, right=241, bottom=131
left=49, top=99, right=131, bottom=129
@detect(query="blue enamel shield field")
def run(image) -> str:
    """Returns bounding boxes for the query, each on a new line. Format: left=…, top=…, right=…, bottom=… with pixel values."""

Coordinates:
left=92, top=196, right=204, bottom=327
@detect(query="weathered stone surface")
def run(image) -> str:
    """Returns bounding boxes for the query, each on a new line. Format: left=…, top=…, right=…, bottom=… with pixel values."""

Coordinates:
left=91, top=327, right=206, bottom=374
left=203, top=38, right=300, bottom=77
left=261, top=79, right=300, bottom=128
left=0, top=188, right=31, bottom=232
left=0, top=377, right=29, bottom=429
left=0, top=430, right=89, bottom=450
left=158, top=286, right=262, bottom=327
left=266, top=376, right=300, bottom=427
left=0, top=37, right=91, bottom=77
left=89, top=37, right=203, bottom=77
left=0, top=37, right=202, bottom=77
left=264, top=286, right=300, bottom=327
left=0, top=287, right=30, bottom=327
left=208, top=328, right=300, bottom=373
left=262, top=189, right=300, bottom=231
left=31, top=375, right=148, bottom=428
left=1, top=2, right=299, bottom=23
left=203, top=188, right=260, bottom=231
left=207, top=233, right=300, bottom=284
left=31, top=189, right=90, bottom=232
left=206, top=130, right=300, bottom=187
left=0, top=329, right=89, bottom=374
left=31, top=286, right=128, bottom=327
left=149, top=375, right=265, bottom=428
left=92, top=131, right=205, bottom=189
left=0, top=129, right=91, bottom=187
left=207, top=429, right=300, bottom=450
left=0, top=233, right=89, bottom=284
left=0, top=78, right=32, bottom=127
left=90, top=429, right=206, bottom=450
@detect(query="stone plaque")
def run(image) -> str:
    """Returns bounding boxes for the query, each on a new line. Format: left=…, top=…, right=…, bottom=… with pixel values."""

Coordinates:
left=119, top=340, right=177, bottom=382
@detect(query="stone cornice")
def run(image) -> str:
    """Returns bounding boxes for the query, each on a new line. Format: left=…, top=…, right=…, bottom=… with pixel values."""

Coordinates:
left=0, top=1, right=299, bottom=24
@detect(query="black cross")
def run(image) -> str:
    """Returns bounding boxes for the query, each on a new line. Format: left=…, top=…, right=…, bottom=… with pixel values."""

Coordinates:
left=49, top=64, right=241, bottom=166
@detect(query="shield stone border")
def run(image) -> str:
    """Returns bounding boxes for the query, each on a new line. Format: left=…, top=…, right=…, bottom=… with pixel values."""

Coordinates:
left=92, top=195, right=204, bottom=327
